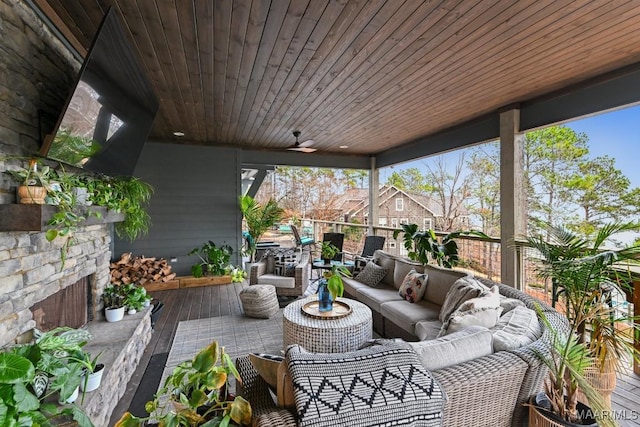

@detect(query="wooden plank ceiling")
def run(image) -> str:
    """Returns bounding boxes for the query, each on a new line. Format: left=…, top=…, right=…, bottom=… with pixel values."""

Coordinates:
left=37, top=0, right=640, bottom=156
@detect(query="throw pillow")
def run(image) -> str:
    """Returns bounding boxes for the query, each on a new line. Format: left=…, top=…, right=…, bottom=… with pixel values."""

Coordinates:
left=491, top=305, right=542, bottom=351
left=249, top=353, right=284, bottom=390
left=441, top=286, right=502, bottom=335
left=398, top=269, right=428, bottom=303
left=286, top=343, right=445, bottom=427
left=438, top=276, right=488, bottom=322
left=354, top=261, right=388, bottom=287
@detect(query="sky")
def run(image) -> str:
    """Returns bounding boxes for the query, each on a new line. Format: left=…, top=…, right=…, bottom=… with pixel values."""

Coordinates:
left=381, top=103, right=640, bottom=187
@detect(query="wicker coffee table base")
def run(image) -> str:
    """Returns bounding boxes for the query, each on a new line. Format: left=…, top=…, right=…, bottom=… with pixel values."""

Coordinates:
left=283, top=296, right=373, bottom=353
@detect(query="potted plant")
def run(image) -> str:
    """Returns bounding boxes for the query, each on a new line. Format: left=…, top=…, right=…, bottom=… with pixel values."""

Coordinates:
left=317, top=264, right=352, bottom=312
left=239, top=195, right=283, bottom=262
left=528, top=222, right=640, bottom=406
left=319, top=241, right=340, bottom=264
left=530, top=308, right=609, bottom=426
left=189, top=241, right=233, bottom=278
left=69, top=351, right=104, bottom=395
left=393, top=223, right=488, bottom=268
left=0, top=327, right=95, bottom=426
left=123, top=284, right=148, bottom=314
left=4, top=158, right=52, bottom=204
left=103, top=284, right=127, bottom=322
left=114, top=341, right=252, bottom=427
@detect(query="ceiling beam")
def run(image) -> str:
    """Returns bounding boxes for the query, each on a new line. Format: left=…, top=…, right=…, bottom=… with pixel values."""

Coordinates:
left=241, top=149, right=370, bottom=170
left=376, top=62, right=640, bottom=168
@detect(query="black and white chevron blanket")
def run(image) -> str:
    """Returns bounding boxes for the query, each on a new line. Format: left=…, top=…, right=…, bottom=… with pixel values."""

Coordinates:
left=287, top=343, right=446, bottom=427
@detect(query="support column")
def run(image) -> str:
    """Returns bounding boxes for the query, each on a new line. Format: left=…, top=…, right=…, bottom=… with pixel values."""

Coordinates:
left=500, top=108, right=526, bottom=289
left=369, top=157, right=379, bottom=235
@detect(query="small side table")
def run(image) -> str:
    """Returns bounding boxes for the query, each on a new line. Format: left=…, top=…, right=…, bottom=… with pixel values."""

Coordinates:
left=283, top=296, right=373, bottom=353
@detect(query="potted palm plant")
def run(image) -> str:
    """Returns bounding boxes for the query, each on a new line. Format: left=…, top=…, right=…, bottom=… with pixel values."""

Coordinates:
left=239, top=195, right=283, bottom=262
left=527, top=222, right=640, bottom=425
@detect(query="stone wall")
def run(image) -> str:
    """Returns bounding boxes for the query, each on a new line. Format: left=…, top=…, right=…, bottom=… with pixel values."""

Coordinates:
left=0, top=3, right=151, bottom=424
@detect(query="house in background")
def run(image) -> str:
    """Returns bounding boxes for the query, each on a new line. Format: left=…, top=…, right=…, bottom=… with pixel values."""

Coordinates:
left=335, top=185, right=469, bottom=251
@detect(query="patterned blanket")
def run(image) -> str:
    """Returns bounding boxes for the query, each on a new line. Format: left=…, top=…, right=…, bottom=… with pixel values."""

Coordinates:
left=287, top=343, right=446, bottom=427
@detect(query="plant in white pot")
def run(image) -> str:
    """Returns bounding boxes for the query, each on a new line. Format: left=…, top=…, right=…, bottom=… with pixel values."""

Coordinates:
left=103, top=284, right=127, bottom=322
left=68, top=350, right=104, bottom=396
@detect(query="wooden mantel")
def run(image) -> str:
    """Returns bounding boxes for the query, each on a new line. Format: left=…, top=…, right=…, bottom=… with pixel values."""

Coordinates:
left=0, top=204, right=124, bottom=232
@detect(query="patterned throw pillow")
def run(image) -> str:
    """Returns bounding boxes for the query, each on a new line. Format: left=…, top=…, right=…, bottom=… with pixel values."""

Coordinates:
left=286, top=343, right=445, bottom=427
left=398, top=268, right=428, bottom=303
left=354, top=261, right=388, bottom=287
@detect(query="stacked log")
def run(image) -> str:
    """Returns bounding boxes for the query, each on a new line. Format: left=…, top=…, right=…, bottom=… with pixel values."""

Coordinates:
left=110, top=253, right=177, bottom=285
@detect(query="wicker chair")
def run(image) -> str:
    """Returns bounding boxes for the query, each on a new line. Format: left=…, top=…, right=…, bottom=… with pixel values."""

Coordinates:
left=249, top=251, right=310, bottom=298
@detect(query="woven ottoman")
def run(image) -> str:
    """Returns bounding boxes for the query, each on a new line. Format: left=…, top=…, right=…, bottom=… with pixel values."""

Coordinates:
left=240, top=284, right=279, bottom=319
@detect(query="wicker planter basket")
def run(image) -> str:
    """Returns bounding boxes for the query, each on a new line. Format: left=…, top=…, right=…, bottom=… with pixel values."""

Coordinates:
left=577, top=356, right=616, bottom=407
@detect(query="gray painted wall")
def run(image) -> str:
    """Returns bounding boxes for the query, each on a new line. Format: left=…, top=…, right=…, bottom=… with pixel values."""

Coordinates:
left=114, top=142, right=242, bottom=276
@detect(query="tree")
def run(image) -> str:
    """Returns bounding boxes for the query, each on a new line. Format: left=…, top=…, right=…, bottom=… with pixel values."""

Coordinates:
left=384, top=167, right=432, bottom=194
left=466, top=143, right=501, bottom=236
left=341, top=169, right=368, bottom=189
left=523, top=126, right=589, bottom=234
left=423, top=153, right=472, bottom=231
left=568, top=155, right=640, bottom=236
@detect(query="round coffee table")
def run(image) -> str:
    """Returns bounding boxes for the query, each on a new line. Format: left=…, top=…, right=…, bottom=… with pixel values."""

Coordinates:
left=283, top=296, right=373, bottom=353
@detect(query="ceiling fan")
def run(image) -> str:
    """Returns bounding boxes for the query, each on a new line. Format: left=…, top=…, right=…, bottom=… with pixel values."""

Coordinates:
left=287, top=130, right=317, bottom=153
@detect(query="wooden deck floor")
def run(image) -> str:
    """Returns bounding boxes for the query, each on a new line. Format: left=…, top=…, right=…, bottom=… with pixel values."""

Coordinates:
left=109, top=282, right=640, bottom=426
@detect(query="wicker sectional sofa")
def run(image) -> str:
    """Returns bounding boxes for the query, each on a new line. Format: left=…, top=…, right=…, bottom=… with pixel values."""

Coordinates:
left=237, top=250, right=567, bottom=427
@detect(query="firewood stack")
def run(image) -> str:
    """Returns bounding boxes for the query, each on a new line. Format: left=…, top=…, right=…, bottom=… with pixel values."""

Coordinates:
left=110, top=252, right=177, bottom=285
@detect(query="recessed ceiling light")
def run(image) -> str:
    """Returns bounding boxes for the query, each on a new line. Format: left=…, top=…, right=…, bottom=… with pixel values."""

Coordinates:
left=339, top=145, right=348, bottom=149
left=173, top=131, right=185, bottom=137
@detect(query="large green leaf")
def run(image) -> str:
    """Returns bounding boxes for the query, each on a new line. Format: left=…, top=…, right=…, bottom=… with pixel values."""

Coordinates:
left=13, top=383, right=39, bottom=412
left=0, top=354, right=35, bottom=384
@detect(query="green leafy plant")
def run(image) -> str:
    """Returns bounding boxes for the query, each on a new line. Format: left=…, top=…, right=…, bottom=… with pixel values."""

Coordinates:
left=227, top=265, right=247, bottom=283
left=4, top=158, right=52, bottom=187
left=323, top=264, right=352, bottom=300
left=102, top=284, right=128, bottom=309
left=115, top=341, right=252, bottom=427
left=0, top=327, right=95, bottom=426
left=189, top=241, right=233, bottom=277
left=239, top=195, right=283, bottom=261
left=122, top=285, right=148, bottom=311
left=393, top=224, right=488, bottom=268
left=319, top=241, right=340, bottom=261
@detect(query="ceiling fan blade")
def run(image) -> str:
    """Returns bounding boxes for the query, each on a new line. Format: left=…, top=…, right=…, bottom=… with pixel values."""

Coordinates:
left=299, top=139, right=314, bottom=147
left=287, top=145, right=317, bottom=153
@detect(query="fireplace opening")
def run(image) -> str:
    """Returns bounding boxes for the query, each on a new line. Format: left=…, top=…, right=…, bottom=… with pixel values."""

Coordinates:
left=31, top=275, right=94, bottom=331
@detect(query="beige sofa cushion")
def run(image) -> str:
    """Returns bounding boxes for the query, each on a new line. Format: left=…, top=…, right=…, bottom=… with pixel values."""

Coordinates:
left=380, top=299, right=441, bottom=335
left=414, top=320, right=443, bottom=341
left=356, top=285, right=404, bottom=311
left=423, top=265, right=472, bottom=306
left=257, top=274, right=295, bottom=288
left=409, top=325, right=494, bottom=371
left=342, top=276, right=370, bottom=296
left=372, top=250, right=396, bottom=286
